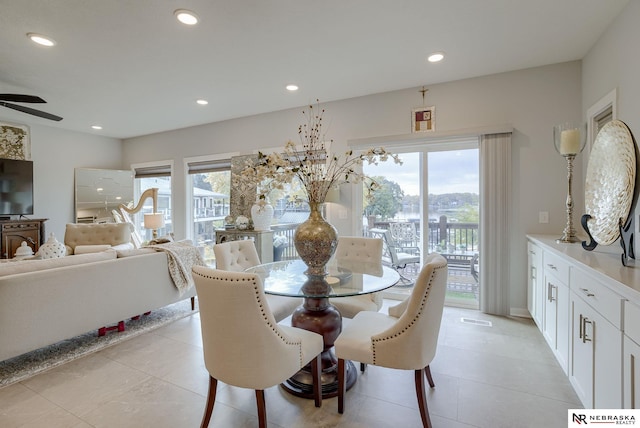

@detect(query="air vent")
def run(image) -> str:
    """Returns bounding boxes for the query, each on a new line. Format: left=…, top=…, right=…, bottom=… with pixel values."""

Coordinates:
left=460, top=317, right=492, bottom=327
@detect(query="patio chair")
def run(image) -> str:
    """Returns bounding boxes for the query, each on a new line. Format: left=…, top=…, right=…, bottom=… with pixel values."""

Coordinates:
left=389, top=222, right=419, bottom=248
left=470, top=253, right=479, bottom=283
left=369, top=228, right=420, bottom=286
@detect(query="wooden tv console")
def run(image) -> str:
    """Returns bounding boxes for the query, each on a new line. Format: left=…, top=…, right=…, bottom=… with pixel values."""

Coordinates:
left=0, top=218, right=47, bottom=259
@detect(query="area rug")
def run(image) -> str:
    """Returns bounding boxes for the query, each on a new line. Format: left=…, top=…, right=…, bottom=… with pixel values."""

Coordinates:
left=0, top=300, right=198, bottom=388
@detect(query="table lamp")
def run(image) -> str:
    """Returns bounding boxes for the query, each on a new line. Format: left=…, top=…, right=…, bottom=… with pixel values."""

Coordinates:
left=144, top=213, right=165, bottom=239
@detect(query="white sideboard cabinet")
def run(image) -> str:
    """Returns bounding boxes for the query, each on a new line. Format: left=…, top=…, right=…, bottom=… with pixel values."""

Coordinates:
left=624, top=301, right=640, bottom=408
left=542, top=249, right=570, bottom=374
left=568, top=266, right=623, bottom=408
left=527, top=235, right=640, bottom=409
left=527, top=241, right=543, bottom=329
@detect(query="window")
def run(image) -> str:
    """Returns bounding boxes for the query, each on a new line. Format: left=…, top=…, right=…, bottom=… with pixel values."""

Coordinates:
left=186, top=156, right=232, bottom=265
left=587, top=88, right=617, bottom=152
left=132, top=162, right=172, bottom=243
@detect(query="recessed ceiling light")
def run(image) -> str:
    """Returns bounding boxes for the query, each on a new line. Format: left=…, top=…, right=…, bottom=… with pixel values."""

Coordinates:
left=91, top=125, right=103, bottom=130
left=196, top=99, right=208, bottom=105
left=27, top=33, right=56, bottom=47
left=286, top=84, right=299, bottom=91
left=428, top=52, right=445, bottom=63
left=174, top=9, right=199, bottom=25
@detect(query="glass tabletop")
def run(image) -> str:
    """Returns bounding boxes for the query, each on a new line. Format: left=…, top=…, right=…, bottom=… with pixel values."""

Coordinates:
left=245, top=259, right=400, bottom=298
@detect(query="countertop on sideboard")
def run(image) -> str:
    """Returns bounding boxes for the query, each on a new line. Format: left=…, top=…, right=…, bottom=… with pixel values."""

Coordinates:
left=527, top=234, right=640, bottom=303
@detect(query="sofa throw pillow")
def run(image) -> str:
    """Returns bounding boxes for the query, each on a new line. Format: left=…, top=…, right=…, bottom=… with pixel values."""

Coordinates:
left=73, top=244, right=112, bottom=254
left=116, top=248, right=156, bottom=258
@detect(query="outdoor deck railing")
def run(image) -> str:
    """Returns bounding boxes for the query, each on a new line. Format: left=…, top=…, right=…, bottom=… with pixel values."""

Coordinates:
left=369, top=215, right=478, bottom=253
left=270, top=215, right=478, bottom=262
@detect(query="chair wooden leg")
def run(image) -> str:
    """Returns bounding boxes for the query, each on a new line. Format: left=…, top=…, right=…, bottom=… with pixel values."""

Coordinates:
left=255, top=390, right=267, bottom=428
left=360, top=362, right=367, bottom=372
left=311, top=354, right=322, bottom=407
left=415, top=368, right=432, bottom=428
left=191, top=296, right=195, bottom=310
left=338, top=358, right=346, bottom=414
left=425, top=364, right=435, bottom=388
left=200, top=375, right=217, bottom=428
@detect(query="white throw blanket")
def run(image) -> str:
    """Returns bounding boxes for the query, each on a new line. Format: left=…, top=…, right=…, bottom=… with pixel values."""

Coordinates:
left=148, top=241, right=206, bottom=295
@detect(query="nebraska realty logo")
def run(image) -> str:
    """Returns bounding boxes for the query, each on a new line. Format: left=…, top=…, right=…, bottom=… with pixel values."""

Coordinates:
left=569, top=409, right=639, bottom=425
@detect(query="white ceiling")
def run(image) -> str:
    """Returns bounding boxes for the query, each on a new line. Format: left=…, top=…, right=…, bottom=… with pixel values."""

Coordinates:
left=0, top=0, right=629, bottom=139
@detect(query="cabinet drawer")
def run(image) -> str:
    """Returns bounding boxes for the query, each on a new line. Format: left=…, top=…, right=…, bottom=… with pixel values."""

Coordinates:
left=625, top=301, right=640, bottom=345
left=2, top=222, right=39, bottom=232
left=543, top=250, right=569, bottom=284
left=571, top=267, right=623, bottom=329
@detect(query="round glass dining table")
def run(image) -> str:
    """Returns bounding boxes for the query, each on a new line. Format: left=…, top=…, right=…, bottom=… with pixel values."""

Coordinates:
left=245, top=258, right=400, bottom=398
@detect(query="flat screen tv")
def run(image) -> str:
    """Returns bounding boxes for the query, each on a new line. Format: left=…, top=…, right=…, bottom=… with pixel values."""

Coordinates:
left=0, top=158, right=34, bottom=216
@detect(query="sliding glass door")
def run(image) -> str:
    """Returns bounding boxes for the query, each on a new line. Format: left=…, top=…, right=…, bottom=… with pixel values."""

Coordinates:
left=362, top=142, right=479, bottom=308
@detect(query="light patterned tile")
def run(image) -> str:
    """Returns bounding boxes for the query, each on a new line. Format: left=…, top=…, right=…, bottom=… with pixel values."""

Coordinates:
left=4, top=303, right=585, bottom=427
left=0, top=383, right=64, bottom=428
left=20, top=352, right=151, bottom=417
left=457, top=378, right=576, bottom=428
left=79, top=377, right=205, bottom=428
left=432, top=343, right=581, bottom=404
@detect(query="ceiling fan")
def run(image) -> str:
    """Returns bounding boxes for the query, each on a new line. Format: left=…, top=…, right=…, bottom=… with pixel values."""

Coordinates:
left=0, top=94, right=63, bottom=121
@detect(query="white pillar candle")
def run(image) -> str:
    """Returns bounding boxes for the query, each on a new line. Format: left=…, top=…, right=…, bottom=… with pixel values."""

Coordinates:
left=560, top=129, right=580, bottom=155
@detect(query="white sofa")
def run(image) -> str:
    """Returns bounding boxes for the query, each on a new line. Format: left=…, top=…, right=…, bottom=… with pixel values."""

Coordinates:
left=0, top=243, right=198, bottom=362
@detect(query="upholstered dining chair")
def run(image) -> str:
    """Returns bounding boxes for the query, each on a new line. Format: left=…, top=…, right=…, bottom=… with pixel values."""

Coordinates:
left=334, top=253, right=448, bottom=428
left=192, top=267, right=323, bottom=428
left=330, top=236, right=384, bottom=319
left=213, top=240, right=301, bottom=322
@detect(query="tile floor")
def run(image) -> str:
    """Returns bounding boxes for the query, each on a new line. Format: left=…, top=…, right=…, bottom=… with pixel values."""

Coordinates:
left=0, top=303, right=581, bottom=427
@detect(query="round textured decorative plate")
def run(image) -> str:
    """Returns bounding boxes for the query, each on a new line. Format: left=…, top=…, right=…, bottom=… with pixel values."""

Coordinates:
left=584, top=120, right=636, bottom=245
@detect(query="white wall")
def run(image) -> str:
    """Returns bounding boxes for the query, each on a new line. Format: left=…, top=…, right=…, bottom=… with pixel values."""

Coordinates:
left=124, top=61, right=583, bottom=315
left=582, top=0, right=640, bottom=257
left=0, top=121, right=124, bottom=239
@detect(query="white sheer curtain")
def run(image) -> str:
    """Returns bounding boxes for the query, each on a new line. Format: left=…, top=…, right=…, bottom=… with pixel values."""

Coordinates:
left=479, top=132, right=512, bottom=315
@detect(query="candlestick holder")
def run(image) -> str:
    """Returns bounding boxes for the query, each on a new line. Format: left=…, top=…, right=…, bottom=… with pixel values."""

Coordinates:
left=553, top=122, right=586, bottom=243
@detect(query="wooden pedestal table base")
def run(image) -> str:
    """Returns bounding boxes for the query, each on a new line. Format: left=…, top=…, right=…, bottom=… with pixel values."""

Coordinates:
left=283, top=295, right=356, bottom=399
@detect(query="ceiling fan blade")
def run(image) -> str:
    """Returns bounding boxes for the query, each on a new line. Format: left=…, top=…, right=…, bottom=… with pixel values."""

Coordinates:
left=0, top=94, right=47, bottom=103
left=0, top=101, right=63, bottom=121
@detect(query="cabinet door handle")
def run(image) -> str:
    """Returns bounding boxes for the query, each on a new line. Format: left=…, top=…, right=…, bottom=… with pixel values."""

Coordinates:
left=579, top=288, right=595, bottom=297
left=547, top=263, right=557, bottom=270
left=531, top=266, right=536, bottom=280
left=582, top=317, right=592, bottom=343
left=547, top=282, right=556, bottom=302
left=579, top=314, right=584, bottom=340
left=632, top=354, right=636, bottom=409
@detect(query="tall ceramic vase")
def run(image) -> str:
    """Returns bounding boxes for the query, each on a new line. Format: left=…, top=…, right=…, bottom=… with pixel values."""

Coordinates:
left=251, top=200, right=274, bottom=231
left=294, top=201, right=338, bottom=276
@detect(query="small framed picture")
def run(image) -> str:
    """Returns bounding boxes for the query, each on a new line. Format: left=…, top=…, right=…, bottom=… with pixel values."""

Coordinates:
left=412, top=106, right=435, bottom=133
left=0, top=122, right=31, bottom=160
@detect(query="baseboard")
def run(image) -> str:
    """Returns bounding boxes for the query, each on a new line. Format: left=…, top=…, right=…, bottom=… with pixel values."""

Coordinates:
left=510, top=307, right=532, bottom=318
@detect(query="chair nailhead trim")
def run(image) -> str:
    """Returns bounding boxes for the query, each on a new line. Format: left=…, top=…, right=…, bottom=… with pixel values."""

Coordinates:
left=192, top=269, right=305, bottom=366
left=371, top=263, right=447, bottom=365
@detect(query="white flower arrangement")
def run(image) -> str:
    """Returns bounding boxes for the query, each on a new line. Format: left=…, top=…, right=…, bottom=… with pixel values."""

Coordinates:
left=236, top=101, right=402, bottom=204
